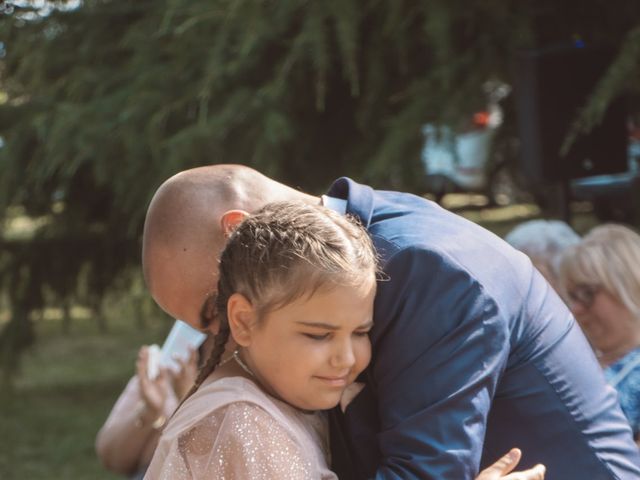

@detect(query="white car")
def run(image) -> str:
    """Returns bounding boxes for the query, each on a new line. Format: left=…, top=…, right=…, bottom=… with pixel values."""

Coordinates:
left=421, top=82, right=510, bottom=200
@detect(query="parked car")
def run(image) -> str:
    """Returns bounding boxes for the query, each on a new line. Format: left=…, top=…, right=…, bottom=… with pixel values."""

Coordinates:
left=421, top=81, right=514, bottom=204
left=570, top=120, right=640, bottom=223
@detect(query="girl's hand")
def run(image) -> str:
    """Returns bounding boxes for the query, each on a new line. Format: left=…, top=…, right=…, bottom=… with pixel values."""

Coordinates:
left=476, top=448, right=545, bottom=480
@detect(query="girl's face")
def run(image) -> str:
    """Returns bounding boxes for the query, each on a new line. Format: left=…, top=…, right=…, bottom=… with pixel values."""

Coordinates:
left=233, top=279, right=376, bottom=411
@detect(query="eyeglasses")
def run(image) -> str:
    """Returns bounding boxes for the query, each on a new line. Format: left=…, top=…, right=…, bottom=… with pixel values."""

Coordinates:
left=567, top=284, right=600, bottom=309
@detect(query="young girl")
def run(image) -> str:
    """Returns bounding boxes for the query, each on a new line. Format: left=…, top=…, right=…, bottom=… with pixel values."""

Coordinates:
left=145, top=201, right=376, bottom=479
left=145, top=202, right=544, bottom=479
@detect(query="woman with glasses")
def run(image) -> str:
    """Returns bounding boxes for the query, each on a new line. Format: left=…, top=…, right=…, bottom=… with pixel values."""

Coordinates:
left=559, top=224, right=640, bottom=445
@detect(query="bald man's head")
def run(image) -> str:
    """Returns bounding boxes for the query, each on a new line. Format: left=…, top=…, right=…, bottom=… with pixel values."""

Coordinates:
left=142, top=164, right=319, bottom=330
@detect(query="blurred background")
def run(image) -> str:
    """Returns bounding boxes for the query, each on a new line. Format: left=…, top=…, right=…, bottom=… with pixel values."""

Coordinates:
left=1, top=1, right=640, bottom=478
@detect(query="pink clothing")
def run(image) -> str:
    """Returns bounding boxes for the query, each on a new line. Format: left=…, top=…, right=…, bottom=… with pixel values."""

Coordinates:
left=145, top=376, right=336, bottom=479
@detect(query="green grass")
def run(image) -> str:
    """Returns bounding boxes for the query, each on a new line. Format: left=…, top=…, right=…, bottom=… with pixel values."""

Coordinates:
left=449, top=196, right=600, bottom=237
left=0, top=313, right=172, bottom=480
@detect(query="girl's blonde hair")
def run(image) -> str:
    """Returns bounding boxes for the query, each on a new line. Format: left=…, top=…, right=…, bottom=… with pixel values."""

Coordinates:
left=559, top=223, right=640, bottom=317
left=186, top=201, right=378, bottom=399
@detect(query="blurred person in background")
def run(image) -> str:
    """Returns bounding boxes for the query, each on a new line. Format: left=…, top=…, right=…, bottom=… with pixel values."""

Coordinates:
left=505, top=219, right=580, bottom=296
left=559, top=224, right=640, bottom=445
left=95, top=342, right=207, bottom=479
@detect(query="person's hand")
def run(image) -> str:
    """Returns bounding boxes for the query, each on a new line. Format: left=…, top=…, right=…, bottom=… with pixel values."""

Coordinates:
left=476, top=448, right=545, bottom=480
left=169, top=347, right=199, bottom=400
left=136, top=346, right=170, bottom=421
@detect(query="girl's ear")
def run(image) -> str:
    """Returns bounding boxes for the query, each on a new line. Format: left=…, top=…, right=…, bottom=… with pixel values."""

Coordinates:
left=227, top=293, right=257, bottom=347
left=220, top=210, right=250, bottom=237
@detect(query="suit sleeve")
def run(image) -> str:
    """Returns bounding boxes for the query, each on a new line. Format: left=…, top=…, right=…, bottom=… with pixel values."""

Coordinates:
left=370, top=246, right=510, bottom=479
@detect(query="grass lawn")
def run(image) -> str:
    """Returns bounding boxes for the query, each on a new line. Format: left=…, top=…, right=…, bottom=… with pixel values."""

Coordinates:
left=0, top=198, right=601, bottom=479
left=0, top=312, right=172, bottom=480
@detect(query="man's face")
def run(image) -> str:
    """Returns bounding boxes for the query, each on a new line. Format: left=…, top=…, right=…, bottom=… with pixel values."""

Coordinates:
left=144, top=243, right=220, bottom=332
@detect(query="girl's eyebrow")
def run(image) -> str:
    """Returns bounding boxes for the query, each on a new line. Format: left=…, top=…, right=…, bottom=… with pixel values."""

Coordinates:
left=296, top=321, right=340, bottom=330
left=357, top=321, right=374, bottom=330
left=295, top=320, right=374, bottom=330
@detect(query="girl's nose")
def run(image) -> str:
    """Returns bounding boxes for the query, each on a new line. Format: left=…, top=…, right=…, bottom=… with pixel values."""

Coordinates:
left=330, top=340, right=356, bottom=369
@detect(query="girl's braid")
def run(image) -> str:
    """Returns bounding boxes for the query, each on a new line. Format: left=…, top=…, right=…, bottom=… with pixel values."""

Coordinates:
left=178, top=291, right=231, bottom=405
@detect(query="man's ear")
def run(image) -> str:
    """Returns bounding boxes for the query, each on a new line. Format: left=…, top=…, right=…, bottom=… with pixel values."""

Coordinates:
left=220, top=210, right=250, bottom=237
left=227, top=293, right=257, bottom=347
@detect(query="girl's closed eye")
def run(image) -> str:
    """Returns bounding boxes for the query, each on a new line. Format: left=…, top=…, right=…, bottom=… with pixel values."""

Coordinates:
left=353, top=322, right=373, bottom=338
left=303, top=332, right=331, bottom=341
left=353, top=330, right=370, bottom=337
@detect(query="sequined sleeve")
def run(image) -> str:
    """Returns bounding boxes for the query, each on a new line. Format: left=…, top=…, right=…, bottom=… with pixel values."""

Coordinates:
left=152, top=401, right=315, bottom=479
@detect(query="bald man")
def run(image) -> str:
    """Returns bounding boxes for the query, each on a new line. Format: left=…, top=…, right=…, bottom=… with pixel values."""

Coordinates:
left=142, top=165, right=640, bottom=479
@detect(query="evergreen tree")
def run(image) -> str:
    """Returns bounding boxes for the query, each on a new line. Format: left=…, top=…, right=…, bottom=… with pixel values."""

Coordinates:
left=1, top=0, right=639, bottom=378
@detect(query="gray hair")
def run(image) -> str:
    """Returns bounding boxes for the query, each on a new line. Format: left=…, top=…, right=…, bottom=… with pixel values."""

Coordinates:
left=505, top=220, right=580, bottom=276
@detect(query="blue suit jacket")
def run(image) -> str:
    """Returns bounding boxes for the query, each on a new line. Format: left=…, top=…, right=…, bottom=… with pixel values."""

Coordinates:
left=327, top=178, right=640, bottom=479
